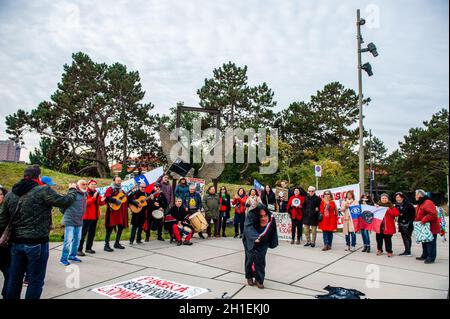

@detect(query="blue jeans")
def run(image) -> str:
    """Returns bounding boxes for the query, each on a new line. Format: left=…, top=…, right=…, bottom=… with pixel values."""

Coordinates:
left=345, top=232, right=356, bottom=247
left=323, top=231, right=333, bottom=247
left=61, top=226, right=82, bottom=262
left=360, top=229, right=370, bottom=247
left=6, top=243, right=49, bottom=299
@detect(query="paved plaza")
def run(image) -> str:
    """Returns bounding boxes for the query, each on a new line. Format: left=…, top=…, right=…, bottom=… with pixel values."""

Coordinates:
left=0, top=232, right=448, bottom=299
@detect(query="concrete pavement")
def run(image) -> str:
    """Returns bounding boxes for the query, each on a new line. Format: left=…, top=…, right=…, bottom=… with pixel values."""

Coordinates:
left=0, top=232, right=448, bottom=299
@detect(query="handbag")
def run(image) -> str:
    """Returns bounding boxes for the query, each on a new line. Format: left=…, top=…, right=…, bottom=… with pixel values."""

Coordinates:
left=0, top=198, right=24, bottom=248
left=398, top=221, right=412, bottom=233
left=413, top=221, right=434, bottom=243
left=317, top=213, right=323, bottom=223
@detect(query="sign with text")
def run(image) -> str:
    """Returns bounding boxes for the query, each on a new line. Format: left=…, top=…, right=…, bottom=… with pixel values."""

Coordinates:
left=316, top=183, right=360, bottom=229
left=91, top=276, right=209, bottom=299
left=272, top=212, right=292, bottom=241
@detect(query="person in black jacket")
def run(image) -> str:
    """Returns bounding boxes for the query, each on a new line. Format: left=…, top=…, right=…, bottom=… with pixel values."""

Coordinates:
left=168, top=198, right=194, bottom=246
left=128, top=183, right=148, bottom=245
left=260, top=185, right=277, bottom=211
left=243, top=205, right=278, bottom=289
left=302, top=186, right=322, bottom=248
left=0, top=165, right=77, bottom=299
left=146, top=183, right=168, bottom=242
left=395, top=192, right=416, bottom=256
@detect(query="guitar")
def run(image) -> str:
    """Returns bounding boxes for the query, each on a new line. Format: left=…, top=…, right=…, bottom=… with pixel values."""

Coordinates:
left=129, top=194, right=152, bottom=214
left=108, top=188, right=135, bottom=211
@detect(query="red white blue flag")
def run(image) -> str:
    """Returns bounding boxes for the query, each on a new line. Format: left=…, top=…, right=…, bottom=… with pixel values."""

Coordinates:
left=349, top=204, right=387, bottom=233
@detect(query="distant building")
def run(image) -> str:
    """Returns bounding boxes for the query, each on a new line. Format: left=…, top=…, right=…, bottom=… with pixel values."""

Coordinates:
left=0, top=140, right=21, bottom=162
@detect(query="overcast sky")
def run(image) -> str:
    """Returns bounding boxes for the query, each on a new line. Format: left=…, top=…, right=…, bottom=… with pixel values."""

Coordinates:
left=0, top=0, right=448, bottom=162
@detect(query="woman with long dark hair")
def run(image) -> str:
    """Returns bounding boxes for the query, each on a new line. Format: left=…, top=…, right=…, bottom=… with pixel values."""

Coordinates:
left=218, top=186, right=231, bottom=237
left=260, top=185, right=277, bottom=212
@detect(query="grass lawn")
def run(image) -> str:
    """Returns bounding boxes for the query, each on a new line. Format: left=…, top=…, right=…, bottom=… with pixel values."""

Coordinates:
left=1, top=162, right=248, bottom=242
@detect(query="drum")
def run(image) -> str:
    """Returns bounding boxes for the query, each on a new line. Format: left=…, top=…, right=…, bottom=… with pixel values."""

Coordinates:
left=151, top=209, right=164, bottom=220
left=292, top=198, right=301, bottom=207
left=188, top=211, right=208, bottom=232
left=178, top=225, right=192, bottom=236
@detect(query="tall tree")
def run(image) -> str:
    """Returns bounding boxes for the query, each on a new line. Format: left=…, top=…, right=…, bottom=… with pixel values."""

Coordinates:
left=197, top=62, right=276, bottom=128
left=279, top=82, right=370, bottom=152
left=398, top=108, right=449, bottom=192
left=5, top=52, right=158, bottom=178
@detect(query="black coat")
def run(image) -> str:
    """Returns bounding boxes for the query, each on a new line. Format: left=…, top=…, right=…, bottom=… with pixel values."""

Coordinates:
left=243, top=208, right=278, bottom=251
left=129, top=190, right=147, bottom=227
left=302, top=194, right=322, bottom=226
left=261, top=191, right=276, bottom=208
left=395, top=200, right=416, bottom=230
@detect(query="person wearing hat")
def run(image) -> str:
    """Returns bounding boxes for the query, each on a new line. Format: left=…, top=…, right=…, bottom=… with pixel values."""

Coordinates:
left=77, top=180, right=105, bottom=256
left=41, top=176, right=57, bottom=188
left=0, top=165, right=77, bottom=299
left=394, top=192, right=416, bottom=256
left=375, top=193, right=399, bottom=257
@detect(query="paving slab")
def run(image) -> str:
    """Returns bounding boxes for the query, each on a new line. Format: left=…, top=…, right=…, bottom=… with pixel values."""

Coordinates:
left=153, top=243, right=239, bottom=263
left=215, top=271, right=319, bottom=296
left=43, top=250, right=145, bottom=298
left=55, top=268, right=244, bottom=299
left=126, top=253, right=228, bottom=279
left=318, top=258, right=448, bottom=291
left=200, top=251, right=325, bottom=285
left=54, top=243, right=154, bottom=263
left=195, top=237, right=244, bottom=251
left=233, top=286, right=312, bottom=299
left=293, top=271, right=447, bottom=299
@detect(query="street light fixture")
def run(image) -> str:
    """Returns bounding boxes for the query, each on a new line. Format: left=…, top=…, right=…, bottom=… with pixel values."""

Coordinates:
left=356, top=9, right=379, bottom=196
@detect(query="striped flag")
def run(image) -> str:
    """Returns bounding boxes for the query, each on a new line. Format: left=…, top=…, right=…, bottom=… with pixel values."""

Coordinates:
left=349, top=204, right=388, bottom=233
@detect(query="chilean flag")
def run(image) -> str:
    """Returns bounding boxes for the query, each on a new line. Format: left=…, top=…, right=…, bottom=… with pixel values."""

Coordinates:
left=134, top=167, right=164, bottom=193
left=253, top=179, right=264, bottom=195
left=349, top=204, right=388, bottom=233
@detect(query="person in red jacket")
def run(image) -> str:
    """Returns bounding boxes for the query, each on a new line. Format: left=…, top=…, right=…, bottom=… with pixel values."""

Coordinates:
left=375, top=193, right=399, bottom=257
left=286, top=187, right=305, bottom=245
left=414, top=189, right=440, bottom=264
left=232, top=188, right=248, bottom=238
left=319, top=190, right=338, bottom=251
left=103, top=176, right=130, bottom=252
left=77, top=180, right=105, bottom=256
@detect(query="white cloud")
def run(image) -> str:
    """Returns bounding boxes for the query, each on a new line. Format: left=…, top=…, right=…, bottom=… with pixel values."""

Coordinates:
left=0, top=0, right=448, bottom=160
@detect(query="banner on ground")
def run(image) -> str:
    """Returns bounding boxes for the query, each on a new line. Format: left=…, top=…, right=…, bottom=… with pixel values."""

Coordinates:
left=186, top=177, right=206, bottom=195
left=96, top=167, right=164, bottom=196
left=91, top=275, right=209, bottom=299
left=349, top=204, right=387, bottom=233
left=316, top=183, right=360, bottom=229
left=272, top=212, right=292, bottom=241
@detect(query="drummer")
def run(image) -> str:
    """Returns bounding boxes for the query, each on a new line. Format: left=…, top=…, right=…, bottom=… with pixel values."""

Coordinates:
left=169, top=198, right=194, bottom=246
left=183, top=185, right=204, bottom=238
left=145, top=182, right=168, bottom=242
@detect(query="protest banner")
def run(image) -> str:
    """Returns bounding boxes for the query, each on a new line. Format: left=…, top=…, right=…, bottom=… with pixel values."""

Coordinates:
left=91, top=275, right=209, bottom=299
left=316, top=183, right=360, bottom=229
left=272, top=212, right=292, bottom=241
left=186, top=177, right=206, bottom=195
left=275, top=187, right=288, bottom=198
